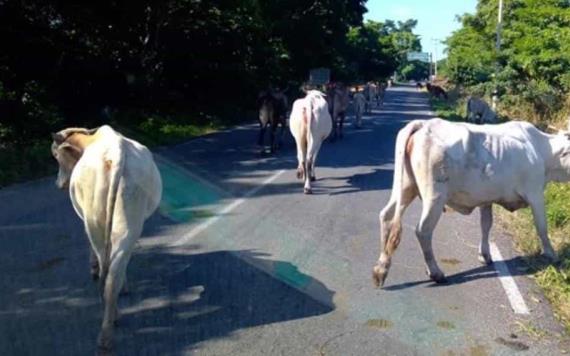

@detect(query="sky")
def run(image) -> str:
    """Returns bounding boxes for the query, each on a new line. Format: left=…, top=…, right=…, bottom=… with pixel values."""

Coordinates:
left=365, top=0, right=478, bottom=60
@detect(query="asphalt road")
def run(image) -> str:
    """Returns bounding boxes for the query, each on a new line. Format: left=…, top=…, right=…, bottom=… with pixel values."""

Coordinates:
left=1, top=85, right=567, bottom=355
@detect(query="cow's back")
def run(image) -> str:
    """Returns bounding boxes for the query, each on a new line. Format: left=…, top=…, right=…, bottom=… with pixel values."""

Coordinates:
left=69, top=126, right=161, bottom=223
left=307, top=92, right=332, bottom=139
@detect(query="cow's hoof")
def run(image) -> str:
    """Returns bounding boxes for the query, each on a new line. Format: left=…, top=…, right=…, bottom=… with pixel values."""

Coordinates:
left=544, top=252, right=559, bottom=264
left=478, top=253, right=492, bottom=265
left=372, top=265, right=388, bottom=288
left=97, top=333, right=114, bottom=356
left=91, top=271, right=99, bottom=281
left=296, top=169, right=303, bottom=180
left=429, top=271, right=447, bottom=284
left=310, top=176, right=316, bottom=182
left=303, top=187, right=313, bottom=195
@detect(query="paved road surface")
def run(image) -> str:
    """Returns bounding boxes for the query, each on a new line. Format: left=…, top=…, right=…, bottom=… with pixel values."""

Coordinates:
left=1, top=85, right=567, bottom=355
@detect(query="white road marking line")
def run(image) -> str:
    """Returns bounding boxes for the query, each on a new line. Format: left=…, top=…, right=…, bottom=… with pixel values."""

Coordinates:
left=170, top=169, right=287, bottom=247
left=490, top=242, right=530, bottom=314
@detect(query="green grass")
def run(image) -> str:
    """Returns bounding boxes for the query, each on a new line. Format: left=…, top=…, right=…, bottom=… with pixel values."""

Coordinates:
left=0, top=112, right=229, bottom=188
left=128, top=115, right=226, bottom=147
left=429, top=97, right=464, bottom=122
left=497, top=183, right=570, bottom=332
left=0, top=140, right=56, bottom=188
left=429, top=92, right=570, bottom=332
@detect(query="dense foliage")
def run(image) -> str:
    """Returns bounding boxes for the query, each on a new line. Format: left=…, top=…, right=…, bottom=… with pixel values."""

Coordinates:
left=442, top=0, right=570, bottom=120
left=0, top=0, right=427, bottom=186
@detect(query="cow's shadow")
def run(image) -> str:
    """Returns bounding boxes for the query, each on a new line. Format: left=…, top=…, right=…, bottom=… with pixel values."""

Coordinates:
left=383, top=248, right=569, bottom=291
left=114, top=247, right=335, bottom=355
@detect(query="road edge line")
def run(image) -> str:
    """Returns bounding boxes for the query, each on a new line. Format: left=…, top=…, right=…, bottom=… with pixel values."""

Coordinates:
left=490, top=242, right=530, bottom=315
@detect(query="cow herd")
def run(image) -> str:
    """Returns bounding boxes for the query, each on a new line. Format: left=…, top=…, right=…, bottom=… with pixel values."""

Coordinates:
left=49, top=82, right=562, bottom=353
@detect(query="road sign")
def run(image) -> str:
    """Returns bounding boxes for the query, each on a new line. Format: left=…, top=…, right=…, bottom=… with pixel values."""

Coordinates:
left=406, top=52, right=430, bottom=62
left=309, top=68, right=330, bottom=85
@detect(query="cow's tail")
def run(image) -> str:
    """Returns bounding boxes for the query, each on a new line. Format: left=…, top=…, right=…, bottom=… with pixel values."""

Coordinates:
left=306, top=95, right=315, bottom=144
left=99, top=143, right=125, bottom=296
left=466, top=97, right=472, bottom=122
left=374, top=120, right=424, bottom=287
left=387, top=120, right=423, bottom=255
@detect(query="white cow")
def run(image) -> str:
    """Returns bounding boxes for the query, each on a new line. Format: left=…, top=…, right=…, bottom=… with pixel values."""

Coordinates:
left=353, top=91, right=366, bottom=128
left=51, top=125, right=162, bottom=352
left=467, top=96, right=497, bottom=124
left=290, top=90, right=332, bottom=194
left=373, top=118, right=567, bottom=287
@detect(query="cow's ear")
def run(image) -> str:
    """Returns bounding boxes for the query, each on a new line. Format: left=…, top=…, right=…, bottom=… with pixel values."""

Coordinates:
left=52, top=132, right=65, bottom=144
left=59, top=142, right=82, bottom=159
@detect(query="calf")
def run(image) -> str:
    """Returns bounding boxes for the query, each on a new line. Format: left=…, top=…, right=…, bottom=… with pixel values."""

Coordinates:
left=353, top=91, right=366, bottom=128
left=290, top=90, right=332, bottom=194
left=377, top=82, right=386, bottom=106
left=51, top=125, right=162, bottom=352
left=426, top=83, right=448, bottom=100
left=373, top=119, right=568, bottom=287
left=467, top=96, right=497, bottom=124
left=257, top=89, right=288, bottom=153
left=327, top=83, right=350, bottom=140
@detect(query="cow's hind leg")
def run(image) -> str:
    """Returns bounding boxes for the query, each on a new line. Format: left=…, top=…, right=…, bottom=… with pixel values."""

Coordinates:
left=269, top=120, right=278, bottom=153
left=416, top=195, right=446, bottom=283
left=478, top=205, right=493, bottom=264
left=304, top=135, right=321, bottom=193
left=308, top=139, right=323, bottom=182
left=338, top=112, right=345, bottom=139
left=373, top=183, right=417, bottom=287
left=277, top=118, right=286, bottom=148
left=294, top=135, right=307, bottom=181
left=257, top=122, right=266, bottom=147
left=330, top=114, right=337, bottom=142
left=98, top=223, right=142, bottom=353
left=90, top=249, right=100, bottom=280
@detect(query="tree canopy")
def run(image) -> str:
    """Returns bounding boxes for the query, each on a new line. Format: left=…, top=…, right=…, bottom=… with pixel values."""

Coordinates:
left=443, top=0, right=570, bottom=116
left=0, top=0, right=424, bottom=147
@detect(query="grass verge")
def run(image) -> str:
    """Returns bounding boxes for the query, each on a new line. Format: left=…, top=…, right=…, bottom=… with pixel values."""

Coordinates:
left=0, top=111, right=230, bottom=188
left=430, top=92, right=570, bottom=332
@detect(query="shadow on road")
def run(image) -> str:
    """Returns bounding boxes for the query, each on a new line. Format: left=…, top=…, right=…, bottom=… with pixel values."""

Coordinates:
left=383, top=249, right=569, bottom=291
left=114, top=248, right=334, bottom=355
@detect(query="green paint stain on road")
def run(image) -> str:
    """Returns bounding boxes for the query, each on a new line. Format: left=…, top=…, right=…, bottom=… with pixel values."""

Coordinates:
left=273, top=261, right=311, bottom=290
left=156, top=159, right=224, bottom=223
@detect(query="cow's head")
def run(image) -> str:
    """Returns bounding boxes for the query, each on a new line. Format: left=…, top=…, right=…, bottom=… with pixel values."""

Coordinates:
left=51, top=128, right=95, bottom=189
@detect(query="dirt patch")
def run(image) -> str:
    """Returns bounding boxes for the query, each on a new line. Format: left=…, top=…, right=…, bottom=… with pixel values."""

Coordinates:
left=33, top=257, right=65, bottom=272
left=495, top=337, right=529, bottom=351
left=437, top=320, right=456, bottom=330
left=441, top=258, right=461, bottom=266
left=366, top=319, right=393, bottom=329
left=469, top=344, right=488, bottom=356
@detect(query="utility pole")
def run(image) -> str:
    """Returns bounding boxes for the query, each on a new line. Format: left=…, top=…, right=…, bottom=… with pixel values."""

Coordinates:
left=431, top=38, right=439, bottom=80
left=429, top=52, right=433, bottom=81
left=492, top=0, right=503, bottom=110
